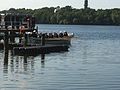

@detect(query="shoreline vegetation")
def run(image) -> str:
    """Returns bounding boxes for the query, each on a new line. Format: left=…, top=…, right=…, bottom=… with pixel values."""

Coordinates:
left=0, top=6, right=120, bottom=25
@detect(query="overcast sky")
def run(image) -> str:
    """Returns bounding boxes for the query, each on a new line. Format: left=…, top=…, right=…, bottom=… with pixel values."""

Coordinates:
left=0, top=0, right=120, bottom=10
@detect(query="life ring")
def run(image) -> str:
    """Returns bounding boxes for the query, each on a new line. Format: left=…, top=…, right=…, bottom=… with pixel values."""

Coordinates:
left=19, top=25, right=25, bottom=33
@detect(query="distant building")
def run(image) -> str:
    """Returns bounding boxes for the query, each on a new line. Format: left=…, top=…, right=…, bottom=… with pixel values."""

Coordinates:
left=84, top=0, right=88, bottom=9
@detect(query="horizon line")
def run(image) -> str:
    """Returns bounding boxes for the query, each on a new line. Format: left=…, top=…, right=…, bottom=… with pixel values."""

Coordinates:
left=0, top=6, right=120, bottom=11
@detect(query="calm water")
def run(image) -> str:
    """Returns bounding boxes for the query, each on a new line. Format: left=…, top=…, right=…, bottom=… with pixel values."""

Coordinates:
left=1, top=25, right=120, bottom=90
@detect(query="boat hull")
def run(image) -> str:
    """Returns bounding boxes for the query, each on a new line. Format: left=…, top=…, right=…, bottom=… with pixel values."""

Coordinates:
left=28, top=37, right=71, bottom=45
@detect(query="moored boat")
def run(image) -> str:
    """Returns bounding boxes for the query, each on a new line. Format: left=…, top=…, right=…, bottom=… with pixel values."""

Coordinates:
left=28, top=33, right=73, bottom=45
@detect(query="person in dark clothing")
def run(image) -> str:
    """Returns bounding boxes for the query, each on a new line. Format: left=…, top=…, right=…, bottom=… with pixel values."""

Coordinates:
left=48, top=33, right=53, bottom=38
left=59, top=31, right=63, bottom=38
left=53, top=32, right=58, bottom=38
left=63, top=31, right=68, bottom=36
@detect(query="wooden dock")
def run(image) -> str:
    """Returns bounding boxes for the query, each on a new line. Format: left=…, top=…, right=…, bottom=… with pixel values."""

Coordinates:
left=0, top=13, right=71, bottom=59
left=13, top=45, right=69, bottom=56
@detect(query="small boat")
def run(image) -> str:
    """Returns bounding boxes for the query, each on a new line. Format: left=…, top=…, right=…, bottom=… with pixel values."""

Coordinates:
left=27, top=32, right=74, bottom=45
left=28, top=36, right=71, bottom=45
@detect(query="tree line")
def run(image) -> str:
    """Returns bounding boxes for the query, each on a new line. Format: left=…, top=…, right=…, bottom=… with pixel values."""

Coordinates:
left=1, top=6, right=120, bottom=25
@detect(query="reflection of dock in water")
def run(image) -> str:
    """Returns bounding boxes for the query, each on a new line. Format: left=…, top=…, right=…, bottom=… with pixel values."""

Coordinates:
left=3, top=50, right=45, bottom=74
left=13, top=45, right=69, bottom=56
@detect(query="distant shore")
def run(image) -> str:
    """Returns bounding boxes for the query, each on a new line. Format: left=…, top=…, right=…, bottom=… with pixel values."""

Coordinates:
left=1, top=6, right=120, bottom=26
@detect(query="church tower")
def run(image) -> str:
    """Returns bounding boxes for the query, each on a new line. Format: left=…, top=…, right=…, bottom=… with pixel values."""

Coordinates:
left=84, top=0, right=88, bottom=9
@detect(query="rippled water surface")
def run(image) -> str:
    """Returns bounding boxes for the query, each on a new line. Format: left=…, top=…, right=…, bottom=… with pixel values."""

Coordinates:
left=1, top=25, right=120, bottom=90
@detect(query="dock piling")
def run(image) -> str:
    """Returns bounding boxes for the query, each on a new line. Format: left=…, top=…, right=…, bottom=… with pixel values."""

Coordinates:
left=24, top=33, right=28, bottom=47
left=41, top=34, right=45, bottom=46
left=41, top=34, right=45, bottom=60
left=10, top=31, right=15, bottom=43
left=4, top=31, right=9, bottom=65
left=19, top=32, right=22, bottom=43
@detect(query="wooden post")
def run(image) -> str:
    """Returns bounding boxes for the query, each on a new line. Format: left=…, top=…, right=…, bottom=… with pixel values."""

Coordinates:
left=36, top=26, right=38, bottom=34
left=41, top=34, right=45, bottom=60
left=41, top=54, right=45, bottom=60
left=19, top=32, right=22, bottom=43
left=24, top=33, right=28, bottom=47
left=24, top=55, right=27, bottom=63
left=41, top=34, right=45, bottom=46
left=4, top=52, right=9, bottom=65
left=10, top=31, right=15, bottom=43
left=4, top=31, right=9, bottom=65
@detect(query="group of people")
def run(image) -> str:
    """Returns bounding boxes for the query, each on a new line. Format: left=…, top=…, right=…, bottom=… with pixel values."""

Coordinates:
left=38, top=31, right=68, bottom=38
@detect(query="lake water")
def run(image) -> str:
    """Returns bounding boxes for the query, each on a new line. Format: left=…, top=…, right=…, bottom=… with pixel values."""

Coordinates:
left=1, top=24, right=120, bottom=90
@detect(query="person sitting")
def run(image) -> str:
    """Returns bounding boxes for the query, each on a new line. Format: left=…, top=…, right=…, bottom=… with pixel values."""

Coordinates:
left=63, top=31, right=68, bottom=36
left=59, top=31, right=63, bottom=38
left=32, top=30, right=37, bottom=38
left=44, top=33, right=48, bottom=38
left=38, top=32, right=42, bottom=38
left=48, top=33, right=53, bottom=38
left=53, top=32, right=58, bottom=38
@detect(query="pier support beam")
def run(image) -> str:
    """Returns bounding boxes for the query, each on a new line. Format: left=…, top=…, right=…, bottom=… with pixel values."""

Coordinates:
left=24, top=33, right=28, bottom=47
left=41, top=34, right=45, bottom=46
left=19, top=33, right=22, bottom=43
left=10, top=31, right=15, bottom=43
left=4, top=31, right=9, bottom=65
left=41, top=34, right=45, bottom=60
left=36, top=26, right=38, bottom=34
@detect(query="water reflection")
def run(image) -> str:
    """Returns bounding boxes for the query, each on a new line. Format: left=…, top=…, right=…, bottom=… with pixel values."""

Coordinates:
left=24, top=55, right=28, bottom=63
left=3, top=63, right=8, bottom=74
left=4, top=51, right=8, bottom=66
left=41, top=54, right=45, bottom=68
left=3, top=50, right=46, bottom=75
left=3, top=50, right=9, bottom=74
left=41, top=54, right=45, bottom=60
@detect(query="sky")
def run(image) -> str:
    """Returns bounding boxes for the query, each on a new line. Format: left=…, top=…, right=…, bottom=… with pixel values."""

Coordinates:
left=0, top=0, right=120, bottom=10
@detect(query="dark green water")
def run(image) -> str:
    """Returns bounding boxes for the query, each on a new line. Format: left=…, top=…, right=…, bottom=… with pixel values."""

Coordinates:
left=1, top=25, right=120, bottom=90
